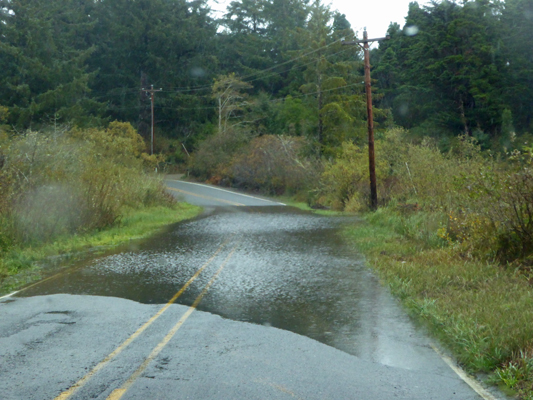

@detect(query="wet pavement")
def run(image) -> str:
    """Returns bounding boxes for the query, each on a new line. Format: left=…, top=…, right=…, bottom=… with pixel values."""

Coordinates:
left=0, top=182, right=490, bottom=399
left=17, top=206, right=413, bottom=363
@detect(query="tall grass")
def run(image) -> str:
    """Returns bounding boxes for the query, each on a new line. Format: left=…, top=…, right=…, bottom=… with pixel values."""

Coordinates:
left=345, top=209, right=533, bottom=398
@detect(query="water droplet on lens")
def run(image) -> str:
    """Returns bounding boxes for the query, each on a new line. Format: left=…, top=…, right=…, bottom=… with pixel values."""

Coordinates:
left=404, top=25, right=419, bottom=36
left=190, top=67, right=206, bottom=77
left=398, top=103, right=409, bottom=116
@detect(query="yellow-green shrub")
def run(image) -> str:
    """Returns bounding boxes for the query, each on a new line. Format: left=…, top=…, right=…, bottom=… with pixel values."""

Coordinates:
left=0, top=123, right=172, bottom=246
left=318, top=141, right=390, bottom=211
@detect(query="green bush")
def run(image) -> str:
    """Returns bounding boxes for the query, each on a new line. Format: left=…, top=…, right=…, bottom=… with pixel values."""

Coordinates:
left=317, top=139, right=394, bottom=211
left=188, top=127, right=250, bottom=181
left=451, top=148, right=533, bottom=265
left=318, top=128, right=533, bottom=267
left=0, top=122, right=173, bottom=248
left=229, top=135, right=319, bottom=195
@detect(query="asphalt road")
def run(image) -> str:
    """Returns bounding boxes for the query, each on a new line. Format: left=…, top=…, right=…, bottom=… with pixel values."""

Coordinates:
left=0, top=180, right=496, bottom=400
left=165, top=180, right=284, bottom=207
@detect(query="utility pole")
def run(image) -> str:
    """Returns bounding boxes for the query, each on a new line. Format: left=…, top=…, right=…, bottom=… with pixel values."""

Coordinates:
left=343, top=29, right=389, bottom=210
left=141, top=85, right=162, bottom=155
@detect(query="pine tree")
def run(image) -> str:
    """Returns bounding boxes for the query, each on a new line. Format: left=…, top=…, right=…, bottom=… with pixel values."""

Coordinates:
left=0, top=0, right=103, bottom=128
left=501, top=0, right=533, bottom=133
left=373, top=0, right=507, bottom=137
left=294, top=1, right=365, bottom=155
left=87, top=0, right=217, bottom=141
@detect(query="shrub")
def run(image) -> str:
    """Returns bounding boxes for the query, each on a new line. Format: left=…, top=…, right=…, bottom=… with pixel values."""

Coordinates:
left=188, top=127, right=250, bottom=180
left=0, top=122, right=173, bottom=247
left=317, top=140, right=391, bottom=211
left=451, top=148, right=533, bottom=265
left=229, top=135, right=320, bottom=195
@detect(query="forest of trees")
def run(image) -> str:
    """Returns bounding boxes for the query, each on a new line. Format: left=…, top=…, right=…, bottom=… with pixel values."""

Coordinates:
left=2, top=0, right=530, bottom=155
left=373, top=0, right=533, bottom=148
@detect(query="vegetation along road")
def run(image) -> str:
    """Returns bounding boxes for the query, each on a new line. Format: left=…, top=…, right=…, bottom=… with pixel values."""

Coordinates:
left=0, top=180, right=500, bottom=400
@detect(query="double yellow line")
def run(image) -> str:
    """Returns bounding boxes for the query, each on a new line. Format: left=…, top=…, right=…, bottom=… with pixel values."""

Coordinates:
left=54, top=241, right=238, bottom=400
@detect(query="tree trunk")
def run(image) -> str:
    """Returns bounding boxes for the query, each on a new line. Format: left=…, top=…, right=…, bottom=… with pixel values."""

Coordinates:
left=218, top=97, right=222, bottom=134
left=458, top=95, right=469, bottom=135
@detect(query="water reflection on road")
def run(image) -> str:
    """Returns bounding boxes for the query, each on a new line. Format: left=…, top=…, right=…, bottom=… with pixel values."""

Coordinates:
left=20, top=206, right=430, bottom=368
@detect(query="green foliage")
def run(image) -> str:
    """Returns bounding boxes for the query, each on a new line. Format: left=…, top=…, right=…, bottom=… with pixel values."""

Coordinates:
left=318, top=141, right=389, bottom=211
left=219, top=0, right=310, bottom=95
left=452, top=149, right=533, bottom=264
left=291, top=1, right=367, bottom=155
left=501, top=0, right=533, bottom=135
left=373, top=0, right=523, bottom=139
left=212, top=73, right=253, bottom=135
left=86, top=0, right=217, bottom=139
left=500, top=108, right=517, bottom=150
left=229, top=134, right=319, bottom=194
left=317, top=128, right=533, bottom=269
left=71, top=121, right=147, bottom=165
left=0, top=0, right=104, bottom=128
left=344, top=214, right=533, bottom=397
left=271, top=96, right=316, bottom=136
left=188, top=127, right=251, bottom=181
left=0, top=123, right=173, bottom=249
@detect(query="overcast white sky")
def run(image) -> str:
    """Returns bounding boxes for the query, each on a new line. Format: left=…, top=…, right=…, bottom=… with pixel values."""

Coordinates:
left=208, top=0, right=433, bottom=37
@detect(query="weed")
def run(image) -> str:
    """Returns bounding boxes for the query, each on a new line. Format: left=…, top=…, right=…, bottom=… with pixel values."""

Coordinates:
left=344, top=211, right=533, bottom=398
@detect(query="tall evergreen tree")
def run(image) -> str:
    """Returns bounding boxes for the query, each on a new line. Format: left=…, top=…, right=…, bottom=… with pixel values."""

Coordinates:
left=293, top=1, right=365, bottom=154
left=218, top=0, right=310, bottom=95
left=374, top=0, right=507, bottom=137
left=0, top=0, right=102, bottom=128
left=87, top=0, right=217, bottom=141
left=501, top=0, right=533, bottom=133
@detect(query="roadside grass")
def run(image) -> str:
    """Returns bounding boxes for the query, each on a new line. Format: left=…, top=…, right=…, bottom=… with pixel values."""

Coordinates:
left=276, top=195, right=346, bottom=216
left=344, top=206, right=533, bottom=399
left=0, top=203, right=202, bottom=295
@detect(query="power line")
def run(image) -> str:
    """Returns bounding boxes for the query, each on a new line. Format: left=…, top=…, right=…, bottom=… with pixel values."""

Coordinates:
left=109, top=81, right=363, bottom=113
left=244, top=46, right=353, bottom=85
left=91, top=39, right=357, bottom=103
left=270, top=82, right=363, bottom=102
left=141, top=38, right=347, bottom=94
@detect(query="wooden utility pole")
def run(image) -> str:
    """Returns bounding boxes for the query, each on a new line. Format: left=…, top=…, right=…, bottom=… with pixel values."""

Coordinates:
left=141, top=85, right=162, bottom=155
left=342, top=29, right=389, bottom=210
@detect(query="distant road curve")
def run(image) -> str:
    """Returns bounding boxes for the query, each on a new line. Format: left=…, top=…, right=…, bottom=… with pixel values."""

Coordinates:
left=165, top=179, right=285, bottom=207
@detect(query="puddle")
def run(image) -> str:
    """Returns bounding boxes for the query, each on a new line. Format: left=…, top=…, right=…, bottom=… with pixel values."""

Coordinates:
left=17, top=207, right=434, bottom=368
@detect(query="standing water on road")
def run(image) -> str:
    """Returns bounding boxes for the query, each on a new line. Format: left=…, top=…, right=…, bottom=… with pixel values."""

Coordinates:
left=19, top=206, right=433, bottom=370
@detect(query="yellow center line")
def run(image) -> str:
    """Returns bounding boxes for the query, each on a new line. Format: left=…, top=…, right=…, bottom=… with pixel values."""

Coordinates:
left=167, top=187, right=245, bottom=207
left=53, top=240, right=231, bottom=400
left=107, top=246, right=238, bottom=400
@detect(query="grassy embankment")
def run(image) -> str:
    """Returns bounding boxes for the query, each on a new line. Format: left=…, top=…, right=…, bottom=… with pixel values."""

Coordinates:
left=298, top=201, right=533, bottom=399
left=0, top=203, right=202, bottom=295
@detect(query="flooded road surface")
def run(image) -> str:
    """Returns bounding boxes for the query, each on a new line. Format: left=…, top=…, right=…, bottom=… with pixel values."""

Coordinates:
left=0, top=181, right=490, bottom=399
left=19, top=206, right=429, bottom=368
